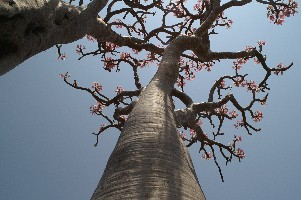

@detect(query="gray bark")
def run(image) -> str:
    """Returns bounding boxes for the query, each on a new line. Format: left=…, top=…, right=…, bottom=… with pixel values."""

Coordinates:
left=0, top=0, right=107, bottom=75
left=91, top=38, right=206, bottom=199
left=91, top=80, right=205, bottom=200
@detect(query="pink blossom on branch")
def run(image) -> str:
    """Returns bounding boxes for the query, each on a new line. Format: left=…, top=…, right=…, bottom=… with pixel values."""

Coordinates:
left=267, top=0, right=298, bottom=25
left=234, top=119, right=244, bottom=129
left=235, top=135, right=243, bottom=142
left=57, top=53, right=67, bottom=61
left=90, top=102, right=105, bottom=115
left=229, top=110, right=238, bottom=118
left=235, top=148, right=245, bottom=159
left=104, top=57, right=117, bottom=71
left=202, top=152, right=213, bottom=160
left=115, top=86, right=124, bottom=94
left=99, top=124, right=106, bottom=132
left=92, top=82, right=103, bottom=92
left=76, top=45, right=86, bottom=55
left=253, top=110, right=263, bottom=122
left=189, top=129, right=196, bottom=136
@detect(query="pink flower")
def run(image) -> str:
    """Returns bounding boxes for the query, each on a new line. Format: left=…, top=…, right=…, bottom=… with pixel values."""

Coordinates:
left=76, top=45, right=85, bottom=55
left=230, top=110, right=238, bottom=118
left=105, top=42, right=118, bottom=51
left=257, top=40, right=266, bottom=46
left=113, top=19, right=123, bottom=28
left=233, top=58, right=248, bottom=70
left=197, top=119, right=203, bottom=126
left=253, top=110, right=263, bottom=122
left=226, top=19, right=234, bottom=29
left=90, top=102, right=105, bottom=115
left=254, top=57, right=260, bottom=64
left=245, top=46, right=254, bottom=52
left=57, top=53, right=67, bottom=61
left=92, top=82, right=103, bottom=92
left=235, top=135, right=242, bottom=142
left=99, top=124, right=106, bottom=132
left=59, top=73, right=70, bottom=79
left=189, top=129, right=196, bottom=136
left=234, top=119, right=244, bottom=128
left=177, top=78, right=186, bottom=88
left=235, top=148, right=245, bottom=159
left=104, top=57, right=116, bottom=70
left=215, top=105, right=228, bottom=114
left=115, top=86, right=124, bottom=94
left=202, top=152, right=213, bottom=160
left=120, top=115, right=127, bottom=121
left=245, top=80, right=260, bottom=93
left=219, top=79, right=226, bottom=88
left=120, top=52, right=130, bottom=60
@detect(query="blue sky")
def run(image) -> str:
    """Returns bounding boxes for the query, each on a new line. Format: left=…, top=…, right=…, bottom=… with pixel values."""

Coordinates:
left=1, top=1, right=301, bottom=200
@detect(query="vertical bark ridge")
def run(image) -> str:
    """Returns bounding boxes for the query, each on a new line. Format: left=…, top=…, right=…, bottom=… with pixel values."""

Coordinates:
left=91, top=79, right=205, bottom=199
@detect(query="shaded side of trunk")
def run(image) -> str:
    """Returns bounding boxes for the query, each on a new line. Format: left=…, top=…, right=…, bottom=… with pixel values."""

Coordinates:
left=91, top=77, right=205, bottom=199
left=0, top=0, right=105, bottom=75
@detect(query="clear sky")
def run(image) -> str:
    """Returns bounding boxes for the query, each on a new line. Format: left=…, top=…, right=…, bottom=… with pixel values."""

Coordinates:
left=1, top=1, right=300, bottom=200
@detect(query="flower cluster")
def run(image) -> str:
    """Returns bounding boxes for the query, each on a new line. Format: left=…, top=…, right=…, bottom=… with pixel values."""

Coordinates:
left=229, top=110, right=238, bottom=118
left=189, top=129, right=196, bottom=136
left=234, top=119, right=244, bottom=129
left=59, top=72, right=71, bottom=79
left=115, top=86, right=124, bottom=94
left=252, top=110, right=263, bottom=122
left=99, top=124, right=106, bottom=132
left=104, top=57, right=117, bottom=71
left=105, top=42, right=119, bottom=51
left=235, top=148, right=245, bottom=159
left=215, top=105, right=229, bottom=115
left=234, top=79, right=260, bottom=93
left=90, top=102, right=105, bottom=115
left=92, top=82, right=103, bottom=92
left=232, top=58, right=249, bottom=70
left=76, top=45, right=86, bottom=55
left=267, top=0, right=298, bottom=25
left=57, top=53, right=67, bottom=60
left=244, top=80, right=260, bottom=93
left=202, top=152, right=213, bottom=160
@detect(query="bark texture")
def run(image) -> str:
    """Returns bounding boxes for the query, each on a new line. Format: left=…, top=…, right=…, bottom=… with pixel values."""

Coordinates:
left=91, top=80, right=205, bottom=200
left=0, top=0, right=102, bottom=75
left=91, top=38, right=205, bottom=199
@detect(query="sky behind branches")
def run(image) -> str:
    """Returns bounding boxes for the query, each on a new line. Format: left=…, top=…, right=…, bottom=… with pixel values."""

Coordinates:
left=1, top=1, right=301, bottom=200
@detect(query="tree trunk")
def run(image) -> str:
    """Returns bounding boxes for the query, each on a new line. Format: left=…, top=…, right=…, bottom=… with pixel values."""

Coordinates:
left=91, top=39, right=206, bottom=199
left=91, top=79, right=205, bottom=199
left=0, top=0, right=105, bottom=75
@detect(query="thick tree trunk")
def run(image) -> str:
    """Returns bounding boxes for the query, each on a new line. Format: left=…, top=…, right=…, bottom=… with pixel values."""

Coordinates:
left=91, top=38, right=206, bottom=199
left=91, top=79, right=205, bottom=200
left=0, top=0, right=108, bottom=75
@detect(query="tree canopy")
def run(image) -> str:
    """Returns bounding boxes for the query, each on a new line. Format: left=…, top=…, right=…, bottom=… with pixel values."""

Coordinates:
left=0, top=0, right=300, bottom=199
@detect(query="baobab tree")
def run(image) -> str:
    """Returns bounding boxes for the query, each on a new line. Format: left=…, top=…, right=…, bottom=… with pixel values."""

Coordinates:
left=0, top=0, right=299, bottom=199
